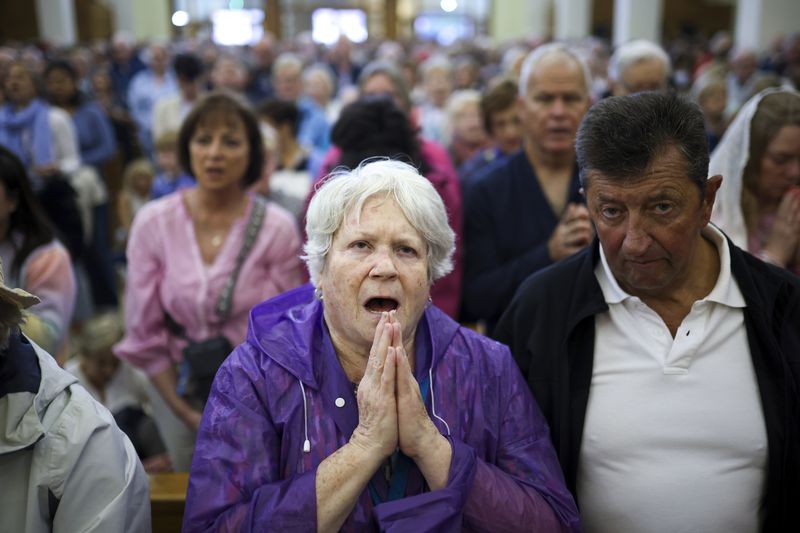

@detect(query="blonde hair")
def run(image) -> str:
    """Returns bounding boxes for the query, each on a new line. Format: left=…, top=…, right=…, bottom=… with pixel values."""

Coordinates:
left=78, top=312, right=123, bottom=359
left=154, top=130, right=178, bottom=151
left=122, top=158, right=155, bottom=190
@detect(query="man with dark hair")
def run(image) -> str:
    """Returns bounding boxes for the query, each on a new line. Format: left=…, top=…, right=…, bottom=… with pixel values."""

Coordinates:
left=462, top=43, right=594, bottom=331
left=259, top=99, right=310, bottom=219
left=152, top=52, right=206, bottom=142
left=259, top=99, right=301, bottom=144
left=494, top=91, right=800, bottom=532
left=0, top=259, right=150, bottom=531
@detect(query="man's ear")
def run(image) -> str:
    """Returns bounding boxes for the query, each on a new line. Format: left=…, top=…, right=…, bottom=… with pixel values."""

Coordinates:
left=702, top=174, right=723, bottom=223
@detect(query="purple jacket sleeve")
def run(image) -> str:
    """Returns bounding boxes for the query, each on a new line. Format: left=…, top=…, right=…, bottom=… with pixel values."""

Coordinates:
left=462, top=351, right=579, bottom=532
left=183, top=344, right=318, bottom=532
left=374, top=343, right=579, bottom=532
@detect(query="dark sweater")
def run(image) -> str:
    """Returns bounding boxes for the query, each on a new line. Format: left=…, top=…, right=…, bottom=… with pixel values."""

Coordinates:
left=461, top=150, right=581, bottom=330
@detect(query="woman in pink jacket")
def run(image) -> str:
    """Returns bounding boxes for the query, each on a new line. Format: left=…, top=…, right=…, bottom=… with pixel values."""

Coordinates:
left=115, top=92, right=305, bottom=470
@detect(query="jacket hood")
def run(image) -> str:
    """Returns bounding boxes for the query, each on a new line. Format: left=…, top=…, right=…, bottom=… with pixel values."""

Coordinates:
left=248, top=284, right=320, bottom=387
left=247, top=283, right=462, bottom=388
left=0, top=335, right=76, bottom=454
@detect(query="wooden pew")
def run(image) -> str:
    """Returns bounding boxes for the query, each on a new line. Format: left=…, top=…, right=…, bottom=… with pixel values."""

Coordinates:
left=150, top=472, right=189, bottom=533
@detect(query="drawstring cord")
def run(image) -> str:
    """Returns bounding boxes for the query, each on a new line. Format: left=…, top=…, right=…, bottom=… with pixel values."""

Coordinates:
left=298, top=379, right=311, bottom=453
left=429, top=367, right=451, bottom=436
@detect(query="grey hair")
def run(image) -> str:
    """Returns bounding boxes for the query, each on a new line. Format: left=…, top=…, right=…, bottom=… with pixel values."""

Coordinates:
left=273, top=52, right=303, bottom=76
left=608, top=39, right=671, bottom=83
left=303, top=159, right=455, bottom=286
left=420, top=54, right=453, bottom=78
left=444, top=89, right=482, bottom=144
left=518, top=42, right=593, bottom=97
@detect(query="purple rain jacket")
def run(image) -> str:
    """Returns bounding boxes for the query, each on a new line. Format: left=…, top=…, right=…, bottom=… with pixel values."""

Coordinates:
left=183, top=284, right=580, bottom=532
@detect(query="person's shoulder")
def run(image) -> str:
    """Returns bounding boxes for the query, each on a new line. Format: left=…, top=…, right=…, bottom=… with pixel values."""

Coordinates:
left=734, top=245, right=800, bottom=295
left=262, top=196, right=299, bottom=231
left=153, top=94, right=179, bottom=111
left=419, top=138, right=455, bottom=172
left=249, top=284, right=316, bottom=327
left=27, top=238, right=70, bottom=261
left=128, top=194, right=183, bottom=245
left=47, top=106, right=72, bottom=127
left=63, top=357, right=81, bottom=375
left=82, top=99, right=108, bottom=114
left=128, top=68, right=152, bottom=87
left=135, top=192, right=182, bottom=223
left=435, top=320, right=520, bottom=385
left=427, top=305, right=510, bottom=363
left=223, top=285, right=319, bottom=385
left=465, top=151, right=528, bottom=210
left=454, top=323, right=511, bottom=360
left=515, top=246, right=594, bottom=307
left=34, top=343, right=113, bottom=442
left=474, top=150, right=521, bottom=186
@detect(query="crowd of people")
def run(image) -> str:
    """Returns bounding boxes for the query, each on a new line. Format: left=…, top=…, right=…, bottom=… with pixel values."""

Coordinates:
left=0, top=25, right=798, bottom=532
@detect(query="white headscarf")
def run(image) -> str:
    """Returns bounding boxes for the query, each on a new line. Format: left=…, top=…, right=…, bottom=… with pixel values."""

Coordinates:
left=708, top=86, right=800, bottom=248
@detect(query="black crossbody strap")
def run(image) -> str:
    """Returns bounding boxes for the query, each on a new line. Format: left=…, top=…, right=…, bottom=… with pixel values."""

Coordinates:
left=215, top=197, right=266, bottom=320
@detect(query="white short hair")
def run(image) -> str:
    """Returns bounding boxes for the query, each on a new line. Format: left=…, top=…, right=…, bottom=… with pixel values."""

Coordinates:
left=420, top=54, right=452, bottom=79
left=303, top=159, right=455, bottom=286
left=444, top=89, right=482, bottom=144
left=446, top=89, right=482, bottom=118
left=608, top=39, right=671, bottom=83
left=519, top=43, right=592, bottom=97
left=273, top=53, right=303, bottom=76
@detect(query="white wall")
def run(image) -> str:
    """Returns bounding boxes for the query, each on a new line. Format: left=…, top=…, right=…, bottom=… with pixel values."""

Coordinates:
left=35, top=0, right=77, bottom=45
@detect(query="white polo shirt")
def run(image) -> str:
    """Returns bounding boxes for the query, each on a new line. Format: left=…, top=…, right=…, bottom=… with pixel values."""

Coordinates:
left=577, top=225, right=767, bottom=533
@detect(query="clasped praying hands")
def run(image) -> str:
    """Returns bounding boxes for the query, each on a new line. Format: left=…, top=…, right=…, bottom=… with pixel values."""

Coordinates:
left=349, top=310, right=452, bottom=490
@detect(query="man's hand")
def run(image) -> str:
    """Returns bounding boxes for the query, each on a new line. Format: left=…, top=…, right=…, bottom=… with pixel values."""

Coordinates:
left=548, top=203, right=594, bottom=262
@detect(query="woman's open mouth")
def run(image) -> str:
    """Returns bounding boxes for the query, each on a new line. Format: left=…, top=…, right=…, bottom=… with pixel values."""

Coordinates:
left=364, top=297, right=399, bottom=314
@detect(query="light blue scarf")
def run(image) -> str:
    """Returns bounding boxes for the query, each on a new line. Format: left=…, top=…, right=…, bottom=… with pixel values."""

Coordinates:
left=0, top=98, right=54, bottom=169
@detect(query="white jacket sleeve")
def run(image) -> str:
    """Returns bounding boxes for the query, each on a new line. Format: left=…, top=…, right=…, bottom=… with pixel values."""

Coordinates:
left=48, top=107, right=81, bottom=175
left=42, top=384, right=152, bottom=532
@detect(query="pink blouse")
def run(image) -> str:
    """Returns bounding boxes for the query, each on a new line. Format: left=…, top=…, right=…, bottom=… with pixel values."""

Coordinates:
left=115, top=193, right=306, bottom=376
left=0, top=239, right=76, bottom=355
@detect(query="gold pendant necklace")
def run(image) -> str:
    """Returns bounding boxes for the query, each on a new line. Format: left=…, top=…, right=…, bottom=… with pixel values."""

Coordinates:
left=211, top=234, right=223, bottom=247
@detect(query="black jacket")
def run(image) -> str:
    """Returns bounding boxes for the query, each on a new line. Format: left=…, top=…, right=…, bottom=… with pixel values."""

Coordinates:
left=494, top=238, right=800, bottom=532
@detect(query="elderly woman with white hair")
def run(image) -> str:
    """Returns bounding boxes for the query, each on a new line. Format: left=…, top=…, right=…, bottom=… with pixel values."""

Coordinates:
left=183, top=159, right=579, bottom=532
